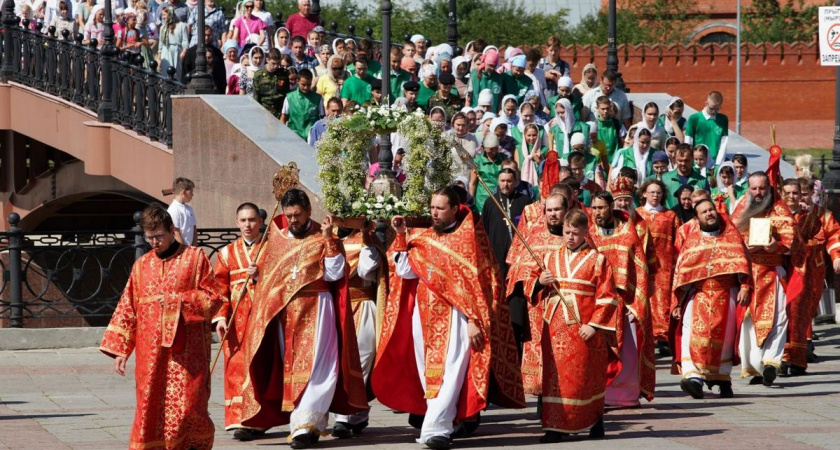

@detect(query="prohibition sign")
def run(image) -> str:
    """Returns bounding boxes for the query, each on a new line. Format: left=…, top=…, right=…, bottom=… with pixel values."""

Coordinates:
left=828, top=23, right=840, bottom=51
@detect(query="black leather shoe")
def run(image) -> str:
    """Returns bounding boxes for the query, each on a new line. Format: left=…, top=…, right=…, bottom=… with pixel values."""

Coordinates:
left=331, top=422, right=352, bottom=439
left=680, top=378, right=704, bottom=399
left=539, top=431, right=567, bottom=443
left=351, top=420, right=369, bottom=435
left=748, top=376, right=764, bottom=385
left=762, top=366, right=777, bottom=386
left=425, top=435, right=452, bottom=449
left=233, top=429, right=253, bottom=441
left=718, top=381, right=734, bottom=398
left=408, top=413, right=425, bottom=429
left=289, top=434, right=312, bottom=449
left=779, top=364, right=790, bottom=377
left=790, top=365, right=807, bottom=376
left=589, top=417, right=605, bottom=439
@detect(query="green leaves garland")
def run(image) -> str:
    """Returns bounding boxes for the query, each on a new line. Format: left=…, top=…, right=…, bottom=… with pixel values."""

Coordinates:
left=316, top=105, right=453, bottom=218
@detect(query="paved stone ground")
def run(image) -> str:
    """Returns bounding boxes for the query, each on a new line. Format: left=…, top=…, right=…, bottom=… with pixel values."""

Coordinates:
left=1, top=326, right=839, bottom=450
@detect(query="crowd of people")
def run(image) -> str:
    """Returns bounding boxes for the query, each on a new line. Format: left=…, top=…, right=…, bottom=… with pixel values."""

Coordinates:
left=88, top=8, right=840, bottom=450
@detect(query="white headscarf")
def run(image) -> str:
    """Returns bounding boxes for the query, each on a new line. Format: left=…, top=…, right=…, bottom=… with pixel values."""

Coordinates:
left=551, top=97, right=575, bottom=156
left=247, top=46, right=264, bottom=76
left=636, top=104, right=665, bottom=144
left=499, top=94, right=518, bottom=127
left=490, top=116, right=510, bottom=137
left=274, top=27, right=292, bottom=55
left=331, top=37, right=343, bottom=55
left=633, top=127, right=652, bottom=185
left=86, top=4, right=104, bottom=27
left=663, top=96, right=682, bottom=135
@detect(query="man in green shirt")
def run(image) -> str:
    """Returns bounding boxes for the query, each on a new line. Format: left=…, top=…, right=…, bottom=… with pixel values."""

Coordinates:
left=593, top=95, right=622, bottom=163
left=685, top=90, right=729, bottom=169
left=388, top=47, right=411, bottom=105
left=504, top=55, right=532, bottom=105
left=470, top=133, right=505, bottom=215
left=660, top=143, right=710, bottom=209
left=340, top=59, right=373, bottom=106
left=468, top=48, right=504, bottom=112
left=281, top=68, right=324, bottom=141
left=427, top=72, right=463, bottom=119
left=252, top=48, right=291, bottom=119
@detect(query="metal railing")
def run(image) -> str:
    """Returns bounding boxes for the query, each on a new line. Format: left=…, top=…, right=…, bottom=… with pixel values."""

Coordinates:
left=0, top=6, right=184, bottom=147
left=0, top=212, right=240, bottom=328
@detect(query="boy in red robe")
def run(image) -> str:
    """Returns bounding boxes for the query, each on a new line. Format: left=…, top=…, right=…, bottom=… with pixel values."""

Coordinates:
left=533, top=209, right=618, bottom=443
left=101, top=204, right=222, bottom=450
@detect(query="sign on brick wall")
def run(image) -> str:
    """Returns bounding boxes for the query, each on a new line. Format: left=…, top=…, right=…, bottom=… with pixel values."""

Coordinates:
left=820, top=7, right=840, bottom=66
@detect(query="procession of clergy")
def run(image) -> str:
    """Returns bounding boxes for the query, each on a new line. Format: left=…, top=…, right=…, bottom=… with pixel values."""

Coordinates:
left=98, top=162, right=840, bottom=449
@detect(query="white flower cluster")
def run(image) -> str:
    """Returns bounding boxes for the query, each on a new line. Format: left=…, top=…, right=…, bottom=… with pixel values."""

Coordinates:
left=349, top=193, right=408, bottom=219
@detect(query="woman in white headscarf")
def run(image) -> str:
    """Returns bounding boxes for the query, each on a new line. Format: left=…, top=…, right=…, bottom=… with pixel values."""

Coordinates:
left=331, top=37, right=344, bottom=56
left=274, top=26, right=292, bottom=55
left=498, top=94, right=519, bottom=128
left=226, top=53, right=247, bottom=94
left=711, top=161, right=745, bottom=212
left=657, top=96, right=687, bottom=143
left=82, top=4, right=105, bottom=45
left=316, top=54, right=345, bottom=105
left=545, top=98, right=584, bottom=158
left=513, top=101, right=547, bottom=150
left=237, top=46, right=263, bottom=95
left=452, top=55, right=470, bottom=97
left=573, top=63, right=599, bottom=97
left=611, top=127, right=654, bottom=185
left=635, top=101, right=666, bottom=151
left=157, top=5, right=188, bottom=74
left=489, top=116, right=516, bottom=158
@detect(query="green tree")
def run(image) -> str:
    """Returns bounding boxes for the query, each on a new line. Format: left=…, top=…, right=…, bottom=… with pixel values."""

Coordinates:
left=742, top=0, right=823, bottom=43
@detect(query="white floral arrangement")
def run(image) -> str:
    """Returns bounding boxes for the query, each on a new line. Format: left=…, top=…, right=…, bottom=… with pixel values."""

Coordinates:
left=316, top=104, right=454, bottom=219
left=349, top=193, right=409, bottom=220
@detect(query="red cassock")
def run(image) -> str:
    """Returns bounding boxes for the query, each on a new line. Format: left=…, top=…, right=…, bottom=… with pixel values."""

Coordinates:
left=373, top=207, right=525, bottom=419
left=635, top=207, right=680, bottom=342
left=730, top=196, right=801, bottom=350
left=534, top=244, right=619, bottom=433
left=505, top=214, right=564, bottom=395
left=588, top=212, right=656, bottom=401
left=101, top=245, right=223, bottom=450
left=238, top=219, right=367, bottom=429
left=784, top=205, right=840, bottom=368
left=213, top=238, right=265, bottom=429
left=669, top=219, right=752, bottom=378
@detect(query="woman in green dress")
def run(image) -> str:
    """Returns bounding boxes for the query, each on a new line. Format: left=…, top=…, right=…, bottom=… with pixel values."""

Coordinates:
left=545, top=98, right=586, bottom=158
left=611, top=127, right=654, bottom=186
left=515, top=122, right=547, bottom=188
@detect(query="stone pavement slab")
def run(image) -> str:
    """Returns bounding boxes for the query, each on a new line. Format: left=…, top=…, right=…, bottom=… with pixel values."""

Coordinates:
left=1, top=326, right=839, bottom=449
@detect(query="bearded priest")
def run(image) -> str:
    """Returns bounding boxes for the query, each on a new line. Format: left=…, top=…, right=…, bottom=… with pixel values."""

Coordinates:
left=238, top=189, right=367, bottom=449
left=373, top=186, right=525, bottom=450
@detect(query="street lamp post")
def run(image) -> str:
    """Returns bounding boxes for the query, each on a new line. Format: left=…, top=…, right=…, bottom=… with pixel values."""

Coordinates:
left=311, top=0, right=320, bottom=18
left=447, top=0, right=458, bottom=51
left=370, top=0, right=401, bottom=198
left=606, top=0, right=627, bottom=92
left=97, top=0, right=117, bottom=121
left=186, top=0, right=216, bottom=94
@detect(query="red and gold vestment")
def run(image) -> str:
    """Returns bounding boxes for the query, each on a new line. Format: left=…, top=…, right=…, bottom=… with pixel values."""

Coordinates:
left=101, top=245, right=222, bottom=450
left=636, top=207, right=680, bottom=341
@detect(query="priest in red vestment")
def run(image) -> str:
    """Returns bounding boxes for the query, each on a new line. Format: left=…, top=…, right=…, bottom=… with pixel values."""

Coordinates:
left=532, top=209, right=618, bottom=443
left=212, top=203, right=266, bottom=441
left=373, top=187, right=525, bottom=450
left=670, top=199, right=752, bottom=399
left=782, top=178, right=840, bottom=374
left=635, top=179, right=680, bottom=353
left=506, top=193, right=568, bottom=394
left=731, top=172, right=800, bottom=387
left=588, top=187, right=656, bottom=407
left=332, top=223, right=385, bottom=437
left=101, top=204, right=223, bottom=450
left=239, top=189, right=367, bottom=449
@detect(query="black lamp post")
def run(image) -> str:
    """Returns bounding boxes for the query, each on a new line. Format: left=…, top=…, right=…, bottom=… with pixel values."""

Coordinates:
left=370, top=0, right=401, bottom=198
left=447, top=0, right=458, bottom=51
left=187, top=0, right=216, bottom=94
left=311, top=0, right=320, bottom=18
left=98, top=0, right=117, bottom=121
left=606, top=0, right=627, bottom=92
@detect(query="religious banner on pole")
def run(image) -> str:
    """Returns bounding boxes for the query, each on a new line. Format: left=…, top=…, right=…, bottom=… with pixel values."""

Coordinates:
left=819, top=6, right=840, bottom=66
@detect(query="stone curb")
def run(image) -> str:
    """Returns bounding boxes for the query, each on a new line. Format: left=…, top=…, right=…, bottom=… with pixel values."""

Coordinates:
left=0, top=327, right=106, bottom=350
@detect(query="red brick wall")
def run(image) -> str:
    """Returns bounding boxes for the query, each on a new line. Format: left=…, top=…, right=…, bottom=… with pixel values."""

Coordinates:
left=560, top=42, right=834, bottom=147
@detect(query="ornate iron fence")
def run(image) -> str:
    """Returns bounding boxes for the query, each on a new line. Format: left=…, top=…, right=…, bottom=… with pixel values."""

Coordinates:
left=0, top=5, right=184, bottom=147
left=0, top=212, right=240, bottom=328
